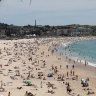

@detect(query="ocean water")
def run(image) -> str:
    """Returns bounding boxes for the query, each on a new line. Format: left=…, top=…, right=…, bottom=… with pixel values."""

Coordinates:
left=58, top=39, right=96, bottom=67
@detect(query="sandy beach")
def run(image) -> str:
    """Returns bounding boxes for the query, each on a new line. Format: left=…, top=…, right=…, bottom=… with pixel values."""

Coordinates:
left=0, top=37, right=96, bottom=96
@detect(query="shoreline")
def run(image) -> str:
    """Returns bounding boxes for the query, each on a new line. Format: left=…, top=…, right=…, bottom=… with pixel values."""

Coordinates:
left=50, top=36, right=96, bottom=68
left=48, top=36, right=96, bottom=95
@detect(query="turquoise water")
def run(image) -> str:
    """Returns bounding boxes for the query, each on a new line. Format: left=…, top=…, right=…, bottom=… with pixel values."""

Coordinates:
left=58, top=39, right=96, bottom=65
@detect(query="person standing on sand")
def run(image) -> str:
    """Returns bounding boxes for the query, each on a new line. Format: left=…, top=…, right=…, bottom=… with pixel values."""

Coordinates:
left=72, top=65, right=74, bottom=69
left=8, top=92, right=10, bottom=96
left=60, top=65, right=62, bottom=69
left=72, top=70, right=75, bottom=76
left=40, top=81, right=43, bottom=88
left=66, top=65, right=68, bottom=69
left=66, top=83, right=72, bottom=94
left=25, top=91, right=28, bottom=96
left=67, top=72, right=69, bottom=77
left=70, top=70, right=72, bottom=76
left=85, top=60, right=87, bottom=66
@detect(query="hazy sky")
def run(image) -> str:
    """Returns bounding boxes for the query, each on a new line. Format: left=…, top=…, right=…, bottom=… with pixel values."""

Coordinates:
left=0, top=0, right=96, bottom=26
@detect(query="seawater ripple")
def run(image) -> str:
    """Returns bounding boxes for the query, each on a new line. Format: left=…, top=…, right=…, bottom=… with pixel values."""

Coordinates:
left=58, top=39, right=96, bottom=67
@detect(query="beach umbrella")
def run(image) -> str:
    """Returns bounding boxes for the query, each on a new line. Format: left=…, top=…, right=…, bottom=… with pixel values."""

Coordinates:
left=47, top=73, right=53, bottom=77
left=4, top=59, right=7, bottom=60
left=15, top=69, right=20, bottom=72
left=24, top=79, right=32, bottom=83
left=8, top=72, right=14, bottom=76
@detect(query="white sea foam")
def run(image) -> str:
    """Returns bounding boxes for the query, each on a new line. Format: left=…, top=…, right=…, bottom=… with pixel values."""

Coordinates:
left=61, top=41, right=72, bottom=48
left=87, top=62, right=96, bottom=67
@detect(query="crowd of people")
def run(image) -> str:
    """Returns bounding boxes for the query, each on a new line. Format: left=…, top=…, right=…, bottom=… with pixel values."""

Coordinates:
left=0, top=37, right=95, bottom=96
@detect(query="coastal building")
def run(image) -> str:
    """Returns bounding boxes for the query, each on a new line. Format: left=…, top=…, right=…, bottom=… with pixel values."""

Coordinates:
left=56, top=29, right=70, bottom=36
left=0, top=29, right=6, bottom=36
left=56, top=27, right=92, bottom=36
left=70, top=27, right=92, bottom=36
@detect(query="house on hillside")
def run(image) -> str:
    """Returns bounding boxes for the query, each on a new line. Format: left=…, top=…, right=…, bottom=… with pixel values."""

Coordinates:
left=56, top=28, right=70, bottom=36
left=0, top=29, right=6, bottom=36
left=70, top=27, right=91, bottom=36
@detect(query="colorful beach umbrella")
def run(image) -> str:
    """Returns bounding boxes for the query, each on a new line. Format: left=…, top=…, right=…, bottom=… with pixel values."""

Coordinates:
left=24, top=80, right=32, bottom=83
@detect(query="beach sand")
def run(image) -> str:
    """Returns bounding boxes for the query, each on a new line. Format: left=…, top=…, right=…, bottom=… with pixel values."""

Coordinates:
left=0, top=37, right=96, bottom=96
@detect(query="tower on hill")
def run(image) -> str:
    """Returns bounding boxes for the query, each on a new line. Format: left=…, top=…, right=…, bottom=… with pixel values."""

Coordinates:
left=35, top=19, right=36, bottom=27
